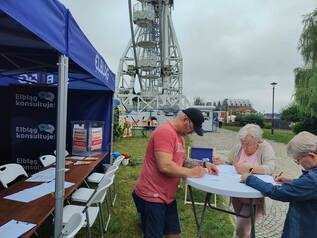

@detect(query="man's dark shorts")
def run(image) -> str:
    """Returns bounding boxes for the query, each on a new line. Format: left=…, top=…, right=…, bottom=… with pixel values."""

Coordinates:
left=132, top=191, right=181, bottom=238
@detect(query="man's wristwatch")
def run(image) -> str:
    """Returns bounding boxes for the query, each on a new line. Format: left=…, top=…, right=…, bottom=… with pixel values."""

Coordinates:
left=203, top=161, right=207, bottom=168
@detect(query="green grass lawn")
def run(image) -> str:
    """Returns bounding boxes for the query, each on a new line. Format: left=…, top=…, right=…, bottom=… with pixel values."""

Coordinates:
left=223, top=125, right=295, bottom=144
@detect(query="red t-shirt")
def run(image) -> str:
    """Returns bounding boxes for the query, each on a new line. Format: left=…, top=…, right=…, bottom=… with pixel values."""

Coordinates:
left=134, top=122, right=185, bottom=204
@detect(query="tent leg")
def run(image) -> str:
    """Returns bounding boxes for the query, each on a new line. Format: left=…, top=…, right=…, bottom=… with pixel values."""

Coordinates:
left=54, top=54, right=69, bottom=238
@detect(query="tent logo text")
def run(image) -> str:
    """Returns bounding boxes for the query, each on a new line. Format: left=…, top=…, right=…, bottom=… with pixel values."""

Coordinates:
left=15, top=92, right=55, bottom=109
left=15, top=124, right=55, bottom=141
left=95, top=54, right=110, bottom=82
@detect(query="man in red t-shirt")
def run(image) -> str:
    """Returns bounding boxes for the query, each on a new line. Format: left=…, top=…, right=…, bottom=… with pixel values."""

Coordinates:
left=133, top=108, right=218, bottom=238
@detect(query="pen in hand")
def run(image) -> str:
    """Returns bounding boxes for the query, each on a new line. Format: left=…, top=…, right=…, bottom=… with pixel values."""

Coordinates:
left=248, top=167, right=254, bottom=175
left=274, top=171, right=284, bottom=183
left=274, top=171, right=283, bottom=179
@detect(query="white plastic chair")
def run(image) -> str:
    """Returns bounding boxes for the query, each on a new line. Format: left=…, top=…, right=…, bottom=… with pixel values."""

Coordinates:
left=70, top=174, right=115, bottom=233
left=54, top=149, right=69, bottom=157
left=87, top=165, right=118, bottom=184
left=87, top=165, right=119, bottom=208
left=59, top=213, right=85, bottom=238
left=0, top=163, right=28, bottom=188
left=39, top=155, right=56, bottom=167
left=63, top=176, right=113, bottom=238
left=112, top=155, right=125, bottom=167
left=110, top=155, right=125, bottom=205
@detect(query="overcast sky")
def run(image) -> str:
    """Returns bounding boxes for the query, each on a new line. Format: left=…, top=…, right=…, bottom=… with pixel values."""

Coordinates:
left=61, top=0, right=316, bottom=113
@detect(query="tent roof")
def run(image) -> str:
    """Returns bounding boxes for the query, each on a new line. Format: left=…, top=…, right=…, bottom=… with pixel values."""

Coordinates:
left=0, top=0, right=115, bottom=92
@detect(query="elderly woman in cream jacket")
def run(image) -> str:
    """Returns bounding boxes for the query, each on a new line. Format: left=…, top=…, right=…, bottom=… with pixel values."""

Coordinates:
left=213, top=124, right=276, bottom=238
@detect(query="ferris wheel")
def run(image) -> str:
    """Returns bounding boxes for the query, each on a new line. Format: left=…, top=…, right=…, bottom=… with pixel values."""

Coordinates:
left=116, top=0, right=189, bottom=113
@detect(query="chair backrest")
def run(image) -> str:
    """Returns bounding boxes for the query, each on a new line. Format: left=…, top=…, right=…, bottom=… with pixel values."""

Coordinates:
left=54, top=150, right=69, bottom=157
left=0, top=163, right=28, bottom=188
left=59, top=212, right=85, bottom=238
left=39, top=155, right=56, bottom=167
left=188, top=147, right=213, bottom=162
left=87, top=175, right=114, bottom=206
left=105, top=165, right=119, bottom=177
left=98, top=173, right=115, bottom=189
left=113, top=155, right=125, bottom=166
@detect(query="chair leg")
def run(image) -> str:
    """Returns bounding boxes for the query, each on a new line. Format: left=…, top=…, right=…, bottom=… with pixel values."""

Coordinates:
left=107, top=184, right=112, bottom=206
left=84, top=179, right=90, bottom=188
left=85, top=211, right=92, bottom=238
left=112, top=181, right=117, bottom=206
left=98, top=204, right=104, bottom=238
left=104, top=198, right=111, bottom=232
left=99, top=203, right=106, bottom=232
left=184, top=184, right=190, bottom=204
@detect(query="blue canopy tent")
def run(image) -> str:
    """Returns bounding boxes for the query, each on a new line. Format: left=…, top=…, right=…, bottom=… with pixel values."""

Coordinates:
left=0, top=0, right=115, bottom=236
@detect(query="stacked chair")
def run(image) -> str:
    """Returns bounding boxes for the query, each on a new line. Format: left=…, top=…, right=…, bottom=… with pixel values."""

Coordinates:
left=39, top=155, right=56, bottom=167
left=63, top=175, right=114, bottom=238
left=61, top=153, right=124, bottom=237
left=88, top=155, right=124, bottom=206
left=0, top=163, right=28, bottom=188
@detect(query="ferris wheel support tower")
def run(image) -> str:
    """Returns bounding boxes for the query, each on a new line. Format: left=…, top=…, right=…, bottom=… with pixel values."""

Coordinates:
left=116, top=0, right=189, bottom=113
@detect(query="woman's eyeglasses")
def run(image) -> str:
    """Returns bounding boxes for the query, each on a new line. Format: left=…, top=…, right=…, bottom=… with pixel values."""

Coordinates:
left=293, top=158, right=301, bottom=165
left=293, top=155, right=308, bottom=165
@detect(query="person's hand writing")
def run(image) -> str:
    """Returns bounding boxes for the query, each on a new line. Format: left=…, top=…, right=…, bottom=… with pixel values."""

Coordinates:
left=273, top=175, right=293, bottom=184
left=212, top=156, right=224, bottom=165
left=188, top=166, right=206, bottom=178
left=234, top=163, right=250, bottom=174
left=205, top=163, right=219, bottom=175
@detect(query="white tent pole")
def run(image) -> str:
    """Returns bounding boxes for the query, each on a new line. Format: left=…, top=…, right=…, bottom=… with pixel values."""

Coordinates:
left=54, top=54, right=69, bottom=238
left=110, top=94, right=114, bottom=164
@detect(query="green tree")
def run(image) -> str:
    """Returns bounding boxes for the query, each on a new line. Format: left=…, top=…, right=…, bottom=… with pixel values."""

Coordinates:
left=113, top=107, right=123, bottom=139
left=280, top=104, right=302, bottom=123
left=235, top=113, right=264, bottom=128
left=295, top=8, right=317, bottom=116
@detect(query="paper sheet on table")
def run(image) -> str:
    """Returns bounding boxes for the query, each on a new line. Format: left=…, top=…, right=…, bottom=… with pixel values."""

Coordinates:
left=26, top=167, right=70, bottom=183
left=84, top=156, right=98, bottom=161
left=25, top=167, right=56, bottom=182
left=0, top=219, right=36, bottom=238
left=217, top=164, right=238, bottom=176
left=4, top=180, right=74, bottom=203
left=67, top=156, right=86, bottom=160
left=254, top=174, right=277, bottom=185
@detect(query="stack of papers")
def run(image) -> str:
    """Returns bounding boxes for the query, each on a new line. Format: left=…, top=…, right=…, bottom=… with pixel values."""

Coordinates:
left=0, top=219, right=36, bottom=238
left=4, top=180, right=74, bottom=203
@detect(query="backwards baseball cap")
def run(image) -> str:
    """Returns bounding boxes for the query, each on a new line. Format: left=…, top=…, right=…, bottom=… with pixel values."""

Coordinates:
left=182, top=107, right=205, bottom=136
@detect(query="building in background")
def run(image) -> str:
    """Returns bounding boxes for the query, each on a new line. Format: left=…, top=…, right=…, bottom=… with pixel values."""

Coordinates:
left=223, top=99, right=257, bottom=114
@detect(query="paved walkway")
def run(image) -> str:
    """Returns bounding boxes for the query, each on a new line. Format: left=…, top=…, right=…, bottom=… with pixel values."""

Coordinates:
left=190, top=129, right=301, bottom=238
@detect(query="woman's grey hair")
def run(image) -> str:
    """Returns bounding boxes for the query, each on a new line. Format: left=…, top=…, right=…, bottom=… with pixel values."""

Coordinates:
left=287, top=131, right=317, bottom=158
left=237, top=124, right=263, bottom=142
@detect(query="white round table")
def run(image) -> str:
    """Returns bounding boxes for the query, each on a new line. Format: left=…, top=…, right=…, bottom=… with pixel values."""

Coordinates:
left=185, top=165, right=272, bottom=238
left=186, top=165, right=265, bottom=198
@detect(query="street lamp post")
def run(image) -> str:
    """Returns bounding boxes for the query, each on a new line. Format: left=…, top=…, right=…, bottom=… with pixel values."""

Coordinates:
left=270, top=82, right=277, bottom=135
